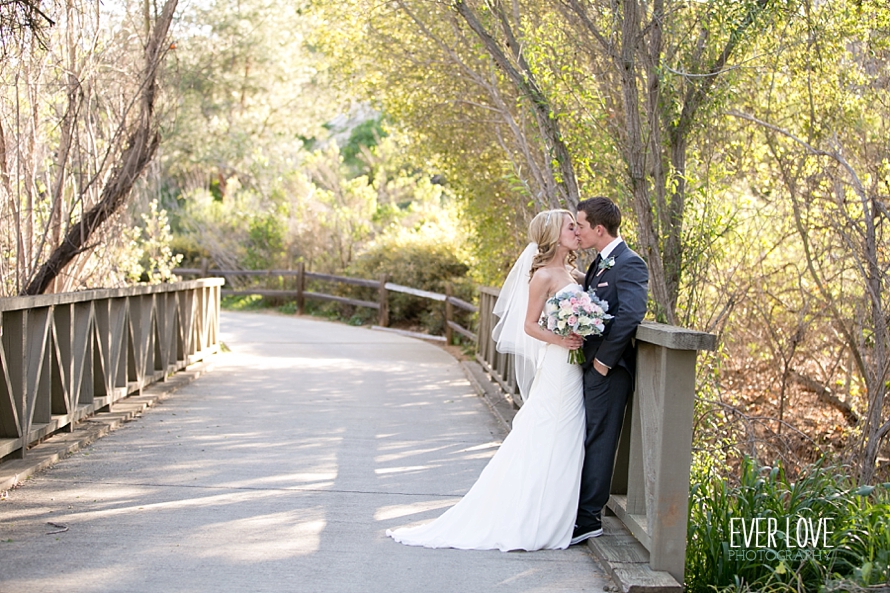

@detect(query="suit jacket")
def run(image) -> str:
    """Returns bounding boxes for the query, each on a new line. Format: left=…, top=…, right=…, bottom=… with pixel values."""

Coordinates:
left=582, top=242, right=649, bottom=378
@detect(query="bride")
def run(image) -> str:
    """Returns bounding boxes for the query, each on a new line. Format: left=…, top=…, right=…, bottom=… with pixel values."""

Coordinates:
left=386, top=209, right=587, bottom=551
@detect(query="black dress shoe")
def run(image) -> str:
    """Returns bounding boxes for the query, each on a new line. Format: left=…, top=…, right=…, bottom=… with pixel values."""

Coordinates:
left=570, top=517, right=603, bottom=545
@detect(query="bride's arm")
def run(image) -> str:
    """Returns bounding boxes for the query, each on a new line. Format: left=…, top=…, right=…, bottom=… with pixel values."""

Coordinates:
left=524, top=272, right=583, bottom=349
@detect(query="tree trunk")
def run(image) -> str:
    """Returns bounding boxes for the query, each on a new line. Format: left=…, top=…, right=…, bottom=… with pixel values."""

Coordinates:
left=619, top=0, right=674, bottom=324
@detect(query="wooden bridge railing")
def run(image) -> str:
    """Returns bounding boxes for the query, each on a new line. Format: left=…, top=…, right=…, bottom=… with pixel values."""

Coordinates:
left=477, top=285, right=717, bottom=584
left=174, top=265, right=477, bottom=344
left=0, top=279, right=223, bottom=461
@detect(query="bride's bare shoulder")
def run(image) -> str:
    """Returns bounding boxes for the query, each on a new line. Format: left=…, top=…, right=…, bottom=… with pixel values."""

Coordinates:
left=530, top=267, right=562, bottom=293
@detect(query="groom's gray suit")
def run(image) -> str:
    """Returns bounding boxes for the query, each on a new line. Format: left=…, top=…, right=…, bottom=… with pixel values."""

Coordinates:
left=577, top=241, right=648, bottom=526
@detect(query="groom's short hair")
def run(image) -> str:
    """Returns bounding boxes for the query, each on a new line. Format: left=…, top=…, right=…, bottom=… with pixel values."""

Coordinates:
left=578, top=197, right=621, bottom=237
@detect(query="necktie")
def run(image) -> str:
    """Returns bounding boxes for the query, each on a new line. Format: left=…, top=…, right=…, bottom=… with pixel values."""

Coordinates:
left=586, top=255, right=601, bottom=290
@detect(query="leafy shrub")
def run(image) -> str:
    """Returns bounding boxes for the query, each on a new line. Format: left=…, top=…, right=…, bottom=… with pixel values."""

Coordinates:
left=686, top=456, right=890, bottom=593
left=343, top=228, right=474, bottom=336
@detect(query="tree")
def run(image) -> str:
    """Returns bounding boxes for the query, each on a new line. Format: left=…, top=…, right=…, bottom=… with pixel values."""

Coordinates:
left=316, top=0, right=793, bottom=321
left=22, top=0, right=179, bottom=295
left=730, top=0, right=890, bottom=483
left=0, top=0, right=54, bottom=54
left=0, top=0, right=179, bottom=295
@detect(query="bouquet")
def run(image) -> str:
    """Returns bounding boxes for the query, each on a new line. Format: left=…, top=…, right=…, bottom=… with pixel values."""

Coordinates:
left=540, top=286, right=613, bottom=364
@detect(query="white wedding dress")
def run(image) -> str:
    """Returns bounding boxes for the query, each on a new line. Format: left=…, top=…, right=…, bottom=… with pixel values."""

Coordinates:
left=386, top=280, right=586, bottom=552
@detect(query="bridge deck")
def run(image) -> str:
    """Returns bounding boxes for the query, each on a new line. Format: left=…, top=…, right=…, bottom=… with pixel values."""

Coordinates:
left=0, top=311, right=608, bottom=593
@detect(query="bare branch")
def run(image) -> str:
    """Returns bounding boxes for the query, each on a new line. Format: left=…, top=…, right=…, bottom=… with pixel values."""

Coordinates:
left=22, top=0, right=179, bottom=295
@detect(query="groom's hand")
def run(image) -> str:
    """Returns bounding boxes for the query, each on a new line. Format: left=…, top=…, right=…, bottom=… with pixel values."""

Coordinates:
left=593, top=359, right=609, bottom=376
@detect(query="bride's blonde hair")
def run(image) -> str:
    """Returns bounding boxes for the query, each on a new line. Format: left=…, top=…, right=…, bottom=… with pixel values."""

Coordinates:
left=528, top=209, right=577, bottom=279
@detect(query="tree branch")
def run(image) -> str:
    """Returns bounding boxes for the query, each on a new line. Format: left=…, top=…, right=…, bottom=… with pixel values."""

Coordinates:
left=451, top=0, right=579, bottom=206
left=789, top=370, right=859, bottom=425
left=674, top=0, right=770, bottom=141
left=22, top=0, right=178, bottom=295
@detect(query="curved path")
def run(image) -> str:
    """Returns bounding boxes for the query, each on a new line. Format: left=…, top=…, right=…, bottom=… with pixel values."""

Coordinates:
left=0, top=311, right=607, bottom=593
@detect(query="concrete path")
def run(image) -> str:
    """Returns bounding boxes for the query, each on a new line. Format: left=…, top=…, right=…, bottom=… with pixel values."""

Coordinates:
left=0, top=311, right=608, bottom=593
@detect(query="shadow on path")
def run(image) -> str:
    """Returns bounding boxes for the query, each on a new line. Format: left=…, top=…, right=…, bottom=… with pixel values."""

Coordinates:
left=0, top=311, right=607, bottom=593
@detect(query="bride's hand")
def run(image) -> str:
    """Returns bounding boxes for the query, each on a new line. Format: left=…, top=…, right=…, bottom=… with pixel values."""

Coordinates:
left=559, top=334, right=583, bottom=349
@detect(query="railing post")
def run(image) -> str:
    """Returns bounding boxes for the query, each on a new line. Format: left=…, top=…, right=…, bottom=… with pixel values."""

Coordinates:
left=200, top=257, right=209, bottom=278
left=296, top=261, right=306, bottom=315
left=2, top=310, right=26, bottom=459
left=604, top=322, right=717, bottom=583
left=444, top=283, right=453, bottom=344
left=378, top=274, right=389, bottom=327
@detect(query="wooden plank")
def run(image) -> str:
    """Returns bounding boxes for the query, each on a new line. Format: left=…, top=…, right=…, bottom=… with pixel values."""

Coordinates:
left=0, top=437, right=24, bottom=458
left=636, top=321, right=717, bottom=351
left=587, top=518, right=683, bottom=593
left=176, top=268, right=382, bottom=288
left=305, top=272, right=379, bottom=288
left=0, top=279, right=224, bottom=313
left=384, top=283, right=446, bottom=301
left=446, top=296, right=477, bottom=312
left=304, top=292, right=379, bottom=309
left=447, top=321, right=477, bottom=342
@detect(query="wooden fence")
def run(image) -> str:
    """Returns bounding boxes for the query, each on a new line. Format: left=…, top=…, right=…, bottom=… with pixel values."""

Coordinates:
left=475, top=286, right=520, bottom=404
left=0, top=279, right=223, bottom=460
left=174, top=264, right=477, bottom=344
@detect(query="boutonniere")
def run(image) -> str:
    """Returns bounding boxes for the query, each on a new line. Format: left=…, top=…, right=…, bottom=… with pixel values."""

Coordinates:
left=598, top=256, right=615, bottom=272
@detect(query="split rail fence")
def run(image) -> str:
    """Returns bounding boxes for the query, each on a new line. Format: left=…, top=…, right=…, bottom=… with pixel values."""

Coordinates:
left=0, top=279, right=223, bottom=461
left=174, top=264, right=477, bottom=344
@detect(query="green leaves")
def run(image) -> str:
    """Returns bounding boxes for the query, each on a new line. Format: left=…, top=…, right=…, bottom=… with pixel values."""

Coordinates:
left=686, top=457, right=890, bottom=592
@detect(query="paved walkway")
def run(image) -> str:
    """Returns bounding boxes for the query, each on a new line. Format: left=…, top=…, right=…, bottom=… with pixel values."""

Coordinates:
left=0, top=311, right=608, bottom=593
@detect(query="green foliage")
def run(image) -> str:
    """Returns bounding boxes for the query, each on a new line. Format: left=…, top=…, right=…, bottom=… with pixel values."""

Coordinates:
left=221, top=294, right=264, bottom=311
left=829, top=485, right=890, bottom=588
left=244, top=208, right=287, bottom=270
left=119, top=200, right=184, bottom=284
left=345, top=226, right=474, bottom=335
left=161, top=0, right=332, bottom=194
left=686, top=456, right=890, bottom=592
left=341, top=117, right=388, bottom=175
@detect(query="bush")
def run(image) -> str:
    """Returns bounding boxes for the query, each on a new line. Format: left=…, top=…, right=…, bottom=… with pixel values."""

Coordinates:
left=344, top=230, right=474, bottom=336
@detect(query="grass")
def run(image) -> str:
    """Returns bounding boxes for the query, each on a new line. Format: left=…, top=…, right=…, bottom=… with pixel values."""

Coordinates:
left=685, top=456, right=890, bottom=592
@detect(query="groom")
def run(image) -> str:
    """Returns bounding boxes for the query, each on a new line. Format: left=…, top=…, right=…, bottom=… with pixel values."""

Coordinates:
left=571, top=197, right=648, bottom=545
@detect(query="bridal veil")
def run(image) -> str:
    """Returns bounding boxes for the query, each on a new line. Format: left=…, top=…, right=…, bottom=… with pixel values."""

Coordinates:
left=491, top=243, right=544, bottom=403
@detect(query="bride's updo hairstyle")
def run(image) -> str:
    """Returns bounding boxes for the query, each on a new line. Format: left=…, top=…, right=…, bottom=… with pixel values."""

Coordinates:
left=528, top=209, right=577, bottom=279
